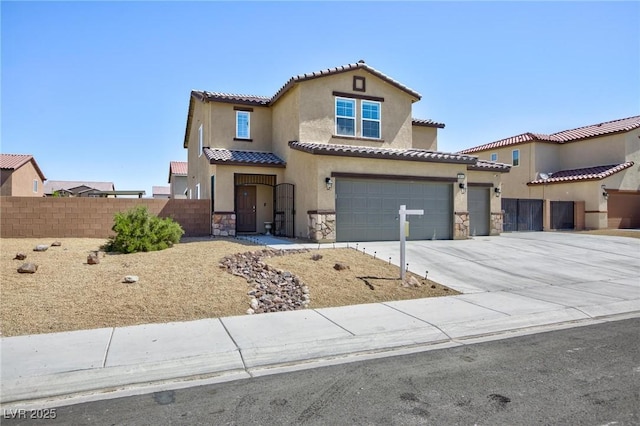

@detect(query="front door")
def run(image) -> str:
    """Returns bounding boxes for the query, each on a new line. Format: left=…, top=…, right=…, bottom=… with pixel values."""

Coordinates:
left=236, top=186, right=256, bottom=232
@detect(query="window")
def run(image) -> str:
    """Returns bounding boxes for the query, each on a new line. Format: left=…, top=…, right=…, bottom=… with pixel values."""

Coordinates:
left=335, top=98, right=355, bottom=136
left=512, top=149, right=520, bottom=167
left=490, top=153, right=497, bottom=162
left=361, top=101, right=381, bottom=139
left=236, top=111, right=250, bottom=139
left=195, top=183, right=201, bottom=200
left=198, top=124, right=203, bottom=157
left=33, top=180, right=38, bottom=193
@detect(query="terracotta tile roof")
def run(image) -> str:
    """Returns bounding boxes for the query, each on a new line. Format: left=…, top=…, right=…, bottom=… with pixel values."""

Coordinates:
left=459, top=115, right=640, bottom=154
left=192, top=91, right=270, bottom=106
left=271, top=61, right=421, bottom=104
left=527, top=162, right=634, bottom=185
left=0, top=153, right=46, bottom=180
left=468, top=159, right=512, bottom=172
left=170, top=161, right=187, bottom=176
left=412, top=118, right=446, bottom=129
left=203, top=148, right=286, bottom=167
left=44, top=180, right=115, bottom=195
left=288, top=141, right=477, bottom=165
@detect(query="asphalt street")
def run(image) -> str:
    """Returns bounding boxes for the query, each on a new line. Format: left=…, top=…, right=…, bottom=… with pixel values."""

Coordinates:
left=4, top=317, right=638, bottom=426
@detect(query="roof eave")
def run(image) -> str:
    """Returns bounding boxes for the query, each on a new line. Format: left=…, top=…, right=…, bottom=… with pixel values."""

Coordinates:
left=209, top=159, right=286, bottom=168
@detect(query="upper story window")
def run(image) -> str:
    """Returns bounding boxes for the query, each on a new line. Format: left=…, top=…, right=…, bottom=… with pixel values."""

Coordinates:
left=198, top=124, right=203, bottom=157
left=512, top=149, right=520, bottom=167
left=33, top=180, right=38, bottom=193
left=361, top=101, right=381, bottom=139
left=490, top=153, right=498, bottom=162
left=236, top=111, right=250, bottom=139
left=335, top=98, right=355, bottom=136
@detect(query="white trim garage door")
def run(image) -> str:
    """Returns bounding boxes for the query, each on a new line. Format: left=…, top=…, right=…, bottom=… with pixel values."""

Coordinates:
left=468, top=186, right=490, bottom=236
left=335, top=178, right=453, bottom=242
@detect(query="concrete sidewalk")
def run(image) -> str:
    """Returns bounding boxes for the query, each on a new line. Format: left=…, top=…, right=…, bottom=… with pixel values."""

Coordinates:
left=1, top=233, right=639, bottom=408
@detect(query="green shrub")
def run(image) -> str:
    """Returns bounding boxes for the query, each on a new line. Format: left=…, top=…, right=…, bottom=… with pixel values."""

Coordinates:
left=103, top=206, right=184, bottom=254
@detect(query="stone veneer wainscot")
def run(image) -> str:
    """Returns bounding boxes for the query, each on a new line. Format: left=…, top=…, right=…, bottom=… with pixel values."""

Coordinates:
left=212, top=212, right=236, bottom=237
left=307, top=210, right=336, bottom=242
left=454, top=211, right=469, bottom=239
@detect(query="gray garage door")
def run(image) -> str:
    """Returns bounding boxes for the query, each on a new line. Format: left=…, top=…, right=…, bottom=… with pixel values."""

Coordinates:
left=335, top=178, right=452, bottom=242
left=469, top=187, right=490, bottom=236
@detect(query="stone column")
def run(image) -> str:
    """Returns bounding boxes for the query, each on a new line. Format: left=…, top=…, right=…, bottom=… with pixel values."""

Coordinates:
left=490, top=212, right=503, bottom=235
left=212, top=212, right=236, bottom=237
left=454, top=211, right=469, bottom=239
left=307, top=210, right=336, bottom=242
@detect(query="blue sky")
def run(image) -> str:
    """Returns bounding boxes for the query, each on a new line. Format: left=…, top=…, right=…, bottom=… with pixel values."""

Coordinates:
left=2, top=1, right=639, bottom=196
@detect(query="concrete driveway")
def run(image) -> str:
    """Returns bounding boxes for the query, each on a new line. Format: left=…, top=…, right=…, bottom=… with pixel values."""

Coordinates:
left=361, top=232, right=640, bottom=295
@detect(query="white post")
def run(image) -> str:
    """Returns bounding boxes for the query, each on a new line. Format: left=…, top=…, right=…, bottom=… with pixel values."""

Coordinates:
left=399, top=205, right=424, bottom=281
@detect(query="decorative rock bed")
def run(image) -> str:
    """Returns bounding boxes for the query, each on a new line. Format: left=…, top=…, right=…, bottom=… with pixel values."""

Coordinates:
left=219, top=248, right=311, bottom=314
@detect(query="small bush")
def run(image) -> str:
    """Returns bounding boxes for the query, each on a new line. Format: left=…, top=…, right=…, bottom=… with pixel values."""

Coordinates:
left=103, top=206, right=184, bottom=254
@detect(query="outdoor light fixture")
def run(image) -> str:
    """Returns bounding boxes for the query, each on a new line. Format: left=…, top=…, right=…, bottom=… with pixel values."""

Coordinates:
left=325, top=177, right=333, bottom=190
left=601, top=184, right=609, bottom=200
left=457, top=173, right=466, bottom=194
left=494, top=186, right=502, bottom=197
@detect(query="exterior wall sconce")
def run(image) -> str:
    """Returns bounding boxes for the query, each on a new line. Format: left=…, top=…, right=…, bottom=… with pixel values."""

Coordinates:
left=601, top=184, right=609, bottom=200
left=325, top=177, right=333, bottom=190
left=494, top=186, right=501, bottom=197
left=457, top=173, right=466, bottom=194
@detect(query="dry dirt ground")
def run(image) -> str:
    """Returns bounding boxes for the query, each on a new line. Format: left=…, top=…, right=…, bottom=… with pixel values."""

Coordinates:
left=1, top=237, right=456, bottom=337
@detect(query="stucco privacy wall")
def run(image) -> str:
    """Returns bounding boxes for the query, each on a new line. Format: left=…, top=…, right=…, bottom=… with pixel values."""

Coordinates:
left=0, top=197, right=210, bottom=238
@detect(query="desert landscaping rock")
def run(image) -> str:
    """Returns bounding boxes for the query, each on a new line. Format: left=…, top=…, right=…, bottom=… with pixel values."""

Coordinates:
left=87, top=253, right=100, bottom=265
left=51, top=241, right=62, bottom=247
left=333, top=262, right=350, bottom=271
left=17, top=263, right=38, bottom=274
left=33, top=245, right=49, bottom=252
left=13, top=253, right=27, bottom=260
left=219, top=248, right=311, bottom=314
left=123, top=275, right=139, bottom=283
left=402, top=276, right=422, bottom=288
left=311, top=254, right=323, bottom=261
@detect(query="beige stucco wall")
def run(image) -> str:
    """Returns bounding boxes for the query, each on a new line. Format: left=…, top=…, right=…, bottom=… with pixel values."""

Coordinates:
left=271, top=86, right=301, bottom=161
left=0, top=162, right=44, bottom=197
left=294, top=70, right=415, bottom=149
left=411, top=126, right=438, bottom=151
left=207, top=103, right=273, bottom=152
left=473, top=143, right=534, bottom=198
left=170, top=175, right=188, bottom=199
left=559, top=133, right=627, bottom=170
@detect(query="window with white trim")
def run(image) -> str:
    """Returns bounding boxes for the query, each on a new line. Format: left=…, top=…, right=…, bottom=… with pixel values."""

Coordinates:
left=236, top=111, right=250, bottom=139
left=198, top=124, right=203, bottom=157
left=335, top=98, right=355, bottom=136
left=490, top=153, right=497, bottom=162
left=512, top=149, right=520, bottom=167
left=195, top=183, right=201, bottom=200
left=33, top=180, right=38, bottom=193
left=361, top=101, right=381, bottom=139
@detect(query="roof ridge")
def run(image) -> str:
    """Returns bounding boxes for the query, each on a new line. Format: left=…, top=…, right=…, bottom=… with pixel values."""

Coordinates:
left=550, top=114, right=640, bottom=136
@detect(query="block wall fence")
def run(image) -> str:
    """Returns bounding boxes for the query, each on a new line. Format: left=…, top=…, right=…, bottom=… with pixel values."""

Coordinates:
left=0, top=197, right=211, bottom=238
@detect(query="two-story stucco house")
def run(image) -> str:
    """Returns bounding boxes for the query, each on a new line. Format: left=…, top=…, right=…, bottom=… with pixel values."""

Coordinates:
left=459, top=115, right=640, bottom=230
left=168, top=161, right=188, bottom=199
left=0, top=153, right=47, bottom=197
left=183, top=61, right=510, bottom=242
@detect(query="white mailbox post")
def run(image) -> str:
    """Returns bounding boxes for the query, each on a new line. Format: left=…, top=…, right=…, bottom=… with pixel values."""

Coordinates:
left=399, top=205, right=424, bottom=281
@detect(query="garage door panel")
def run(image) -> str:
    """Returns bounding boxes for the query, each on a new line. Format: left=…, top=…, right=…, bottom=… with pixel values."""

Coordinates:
left=469, top=187, right=490, bottom=236
left=608, top=192, right=640, bottom=229
left=336, top=178, right=452, bottom=242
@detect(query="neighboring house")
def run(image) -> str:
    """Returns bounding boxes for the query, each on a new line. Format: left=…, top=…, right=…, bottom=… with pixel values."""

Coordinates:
left=44, top=181, right=116, bottom=197
left=168, top=161, right=188, bottom=199
left=152, top=186, right=171, bottom=199
left=183, top=60, right=510, bottom=242
left=459, top=115, right=640, bottom=230
left=0, top=153, right=47, bottom=197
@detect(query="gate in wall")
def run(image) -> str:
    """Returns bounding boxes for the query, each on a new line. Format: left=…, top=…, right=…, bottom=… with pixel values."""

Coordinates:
left=551, top=201, right=574, bottom=230
left=274, top=183, right=295, bottom=238
left=502, top=198, right=543, bottom=232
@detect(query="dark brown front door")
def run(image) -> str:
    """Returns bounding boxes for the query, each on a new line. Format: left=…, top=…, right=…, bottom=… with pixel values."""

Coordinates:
left=236, top=186, right=256, bottom=232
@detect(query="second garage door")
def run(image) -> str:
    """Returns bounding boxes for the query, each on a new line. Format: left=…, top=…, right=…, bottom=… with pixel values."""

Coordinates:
left=335, top=178, right=453, bottom=242
left=468, top=187, right=490, bottom=236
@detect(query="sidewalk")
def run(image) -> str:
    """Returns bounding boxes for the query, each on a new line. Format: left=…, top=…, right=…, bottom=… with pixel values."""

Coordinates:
left=2, top=234, right=639, bottom=409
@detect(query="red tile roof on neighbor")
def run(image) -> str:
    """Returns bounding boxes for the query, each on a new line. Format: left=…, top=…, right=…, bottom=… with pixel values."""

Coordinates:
left=170, top=161, right=188, bottom=176
left=527, top=162, right=635, bottom=185
left=459, top=115, right=640, bottom=154
left=288, top=141, right=479, bottom=165
left=0, top=153, right=46, bottom=180
left=203, top=148, right=286, bottom=167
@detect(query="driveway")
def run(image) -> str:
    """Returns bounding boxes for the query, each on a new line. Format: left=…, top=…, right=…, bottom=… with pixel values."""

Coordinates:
left=360, top=232, right=640, bottom=295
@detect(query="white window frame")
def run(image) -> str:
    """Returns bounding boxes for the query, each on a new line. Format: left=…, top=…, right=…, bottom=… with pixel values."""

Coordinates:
left=198, top=124, right=203, bottom=157
left=490, top=153, right=498, bottom=162
left=335, top=97, right=356, bottom=137
left=236, top=111, right=250, bottom=139
left=512, top=149, right=520, bottom=167
left=361, top=100, right=381, bottom=139
left=33, top=180, right=38, bottom=193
